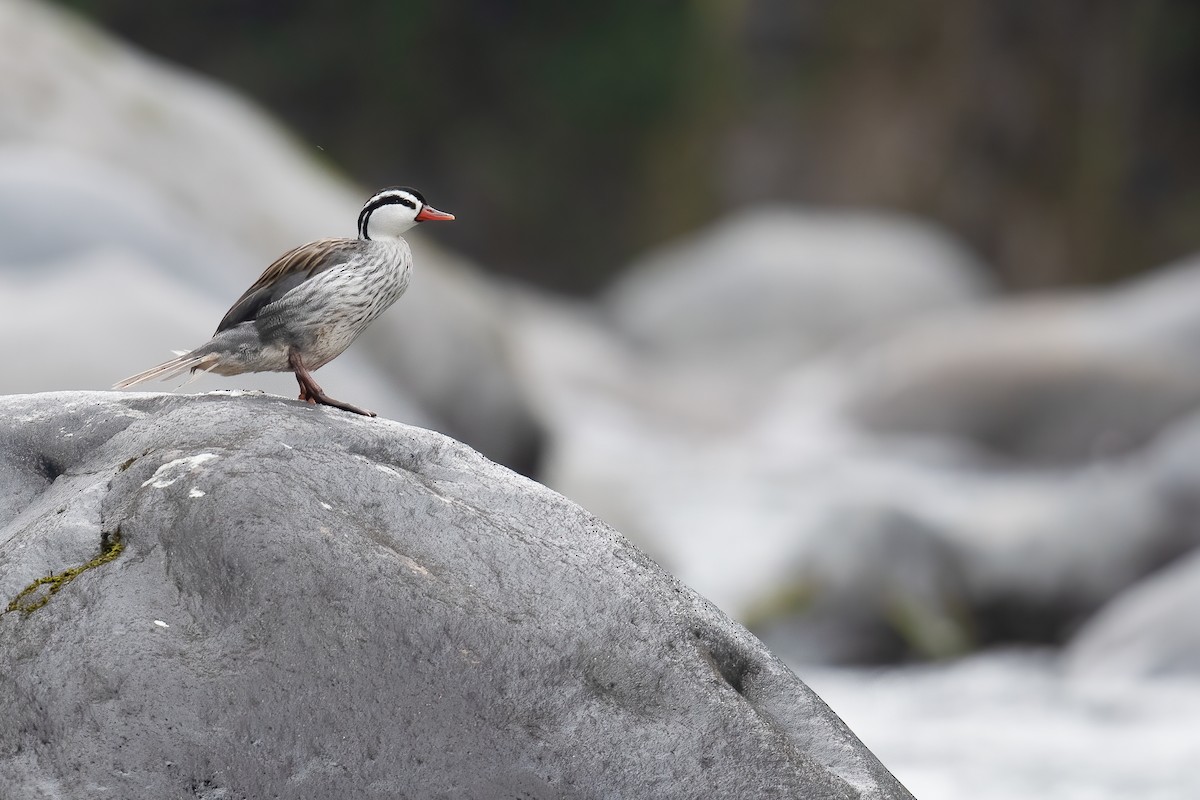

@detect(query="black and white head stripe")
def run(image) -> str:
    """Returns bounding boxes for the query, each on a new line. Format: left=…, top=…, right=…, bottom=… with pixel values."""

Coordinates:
left=357, top=187, right=426, bottom=239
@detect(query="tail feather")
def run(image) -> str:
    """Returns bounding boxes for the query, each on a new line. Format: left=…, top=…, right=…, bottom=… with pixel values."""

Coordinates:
left=113, top=352, right=220, bottom=390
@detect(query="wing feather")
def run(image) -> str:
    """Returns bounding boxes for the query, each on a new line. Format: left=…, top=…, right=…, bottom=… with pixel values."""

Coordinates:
left=214, top=238, right=363, bottom=334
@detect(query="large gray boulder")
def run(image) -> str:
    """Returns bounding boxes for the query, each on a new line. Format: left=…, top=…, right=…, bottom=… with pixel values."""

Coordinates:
left=0, top=391, right=911, bottom=800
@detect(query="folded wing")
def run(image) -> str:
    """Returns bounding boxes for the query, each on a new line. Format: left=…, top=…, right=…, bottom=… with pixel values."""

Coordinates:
left=214, top=238, right=363, bottom=334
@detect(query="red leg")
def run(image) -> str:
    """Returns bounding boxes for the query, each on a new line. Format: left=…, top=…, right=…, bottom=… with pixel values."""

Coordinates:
left=287, top=349, right=376, bottom=417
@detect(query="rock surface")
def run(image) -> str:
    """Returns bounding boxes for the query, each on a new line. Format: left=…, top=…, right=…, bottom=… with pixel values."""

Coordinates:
left=0, top=391, right=911, bottom=800
left=5, top=0, right=1200, bottom=679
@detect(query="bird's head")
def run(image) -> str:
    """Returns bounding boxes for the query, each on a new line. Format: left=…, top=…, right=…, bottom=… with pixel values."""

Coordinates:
left=357, top=187, right=454, bottom=240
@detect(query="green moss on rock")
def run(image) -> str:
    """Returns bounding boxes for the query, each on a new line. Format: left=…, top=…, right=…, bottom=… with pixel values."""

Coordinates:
left=4, top=528, right=125, bottom=616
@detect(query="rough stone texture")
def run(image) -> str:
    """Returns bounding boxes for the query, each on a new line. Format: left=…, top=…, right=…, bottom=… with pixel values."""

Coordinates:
left=0, top=391, right=911, bottom=800
left=1064, top=547, right=1200, bottom=678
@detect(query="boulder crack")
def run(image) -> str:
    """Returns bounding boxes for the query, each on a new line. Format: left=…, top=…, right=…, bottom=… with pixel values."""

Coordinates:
left=3, top=526, right=125, bottom=616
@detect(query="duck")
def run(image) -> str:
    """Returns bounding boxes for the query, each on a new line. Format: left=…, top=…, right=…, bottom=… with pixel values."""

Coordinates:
left=114, top=187, right=454, bottom=417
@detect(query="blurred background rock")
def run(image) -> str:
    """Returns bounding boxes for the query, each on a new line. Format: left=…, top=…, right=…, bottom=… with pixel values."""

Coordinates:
left=3, top=1, right=1200, bottom=797
left=52, top=0, right=1200, bottom=292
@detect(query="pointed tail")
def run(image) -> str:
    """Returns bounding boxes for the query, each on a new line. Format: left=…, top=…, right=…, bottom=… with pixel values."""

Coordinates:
left=113, top=351, right=220, bottom=389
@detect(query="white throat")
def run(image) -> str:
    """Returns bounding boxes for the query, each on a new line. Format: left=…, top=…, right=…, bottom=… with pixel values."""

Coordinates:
left=364, top=204, right=418, bottom=240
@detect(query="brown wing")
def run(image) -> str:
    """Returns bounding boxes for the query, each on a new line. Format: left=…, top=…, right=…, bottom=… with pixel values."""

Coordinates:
left=214, top=238, right=363, bottom=335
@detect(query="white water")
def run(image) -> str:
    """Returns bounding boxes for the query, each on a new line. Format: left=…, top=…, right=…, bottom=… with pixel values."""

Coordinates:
left=799, top=651, right=1200, bottom=800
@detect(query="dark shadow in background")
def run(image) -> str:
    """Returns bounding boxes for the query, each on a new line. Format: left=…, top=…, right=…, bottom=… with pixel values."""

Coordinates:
left=58, top=0, right=1200, bottom=294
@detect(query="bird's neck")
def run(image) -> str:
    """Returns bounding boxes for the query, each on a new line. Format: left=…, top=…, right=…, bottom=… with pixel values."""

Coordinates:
left=362, top=222, right=417, bottom=242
